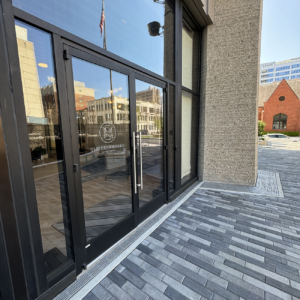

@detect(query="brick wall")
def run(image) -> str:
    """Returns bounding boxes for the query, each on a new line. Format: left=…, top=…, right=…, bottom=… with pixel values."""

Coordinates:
left=258, top=78, right=300, bottom=107
left=262, top=80, right=300, bottom=132
left=258, top=107, right=263, bottom=121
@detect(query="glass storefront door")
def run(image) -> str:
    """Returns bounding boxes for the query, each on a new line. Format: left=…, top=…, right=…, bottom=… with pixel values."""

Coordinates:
left=135, top=77, right=166, bottom=223
left=64, top=46, right=167, bottom=264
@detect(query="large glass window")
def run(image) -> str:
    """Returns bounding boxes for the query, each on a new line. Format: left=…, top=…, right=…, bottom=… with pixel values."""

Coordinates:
left=276, top=66, right=290, bottom=71
left=181, top=91, right=199, bottom=185
left=273, top=113, right=287, bottom=130
left=182, top=17, right=199, bottom=91
left=13, top=0, right=175, bottom=80
left=261, top=79, right=274, bottom=83
left=291, top=69, right=300, bottom=74
left=261, top=73, right=273, bottom=78
left=15, top=20, right=73, bottom=276
left=275, top=71, right=290, bottom=76
left=275, top=76, right=289, bottom=81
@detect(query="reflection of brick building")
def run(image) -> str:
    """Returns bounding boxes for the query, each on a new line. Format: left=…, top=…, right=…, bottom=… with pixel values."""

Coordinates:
left=259, top=79, right=300, bottom=132
left=74, top=81, right=95, bottom=109
left=42, top=79, right=95, bottom=124
left=136, top=86, right=162, bottom=133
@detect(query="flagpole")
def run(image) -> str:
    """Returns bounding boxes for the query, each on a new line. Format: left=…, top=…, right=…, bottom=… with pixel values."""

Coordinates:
left=103, top=0, right=107, bottom=50
left=102, top=0, right=114, bottom=124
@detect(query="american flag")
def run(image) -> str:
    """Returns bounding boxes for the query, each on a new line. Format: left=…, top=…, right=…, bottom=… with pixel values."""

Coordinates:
left=100, top=0, right=105, bottom=36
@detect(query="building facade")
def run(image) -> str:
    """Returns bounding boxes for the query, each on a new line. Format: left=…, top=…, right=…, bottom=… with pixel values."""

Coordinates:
left=260, top=57, right=300, bottom=85
left=0, top=0, right=262, bottom=299
left=259, top=79, right=300, bottom=132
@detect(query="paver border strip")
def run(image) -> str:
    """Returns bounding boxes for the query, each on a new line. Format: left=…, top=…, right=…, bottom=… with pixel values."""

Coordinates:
left=276, top=173, right=284, bottom=198
left=55, top=181, right=202, bottom=300
left=199, top=171, right=284, bottom=198
left=199, top=183, right=284, bottom=198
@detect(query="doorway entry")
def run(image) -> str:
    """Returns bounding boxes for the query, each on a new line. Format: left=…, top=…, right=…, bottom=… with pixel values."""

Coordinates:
left=63, top=45, right=167, bottom=264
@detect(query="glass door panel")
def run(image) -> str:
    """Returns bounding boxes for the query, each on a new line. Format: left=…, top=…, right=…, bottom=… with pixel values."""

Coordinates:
left=135, top=80, right=164, bottom=208
left=15, top=20, right=74, bottom=280
left=71, top=58, right=133, bottom=244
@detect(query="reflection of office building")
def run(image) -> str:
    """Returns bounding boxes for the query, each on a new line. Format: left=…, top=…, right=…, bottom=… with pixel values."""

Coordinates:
left=15, top=25, right=46, bottom=124
left=74, top=81, right=95, bottom=108
left=86, top=95, right=130, bottom=125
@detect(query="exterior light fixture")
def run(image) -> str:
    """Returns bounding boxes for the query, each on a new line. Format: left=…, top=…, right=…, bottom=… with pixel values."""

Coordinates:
left=38, top=63, right=48, bottom=68
left=147, top=21, right=164, bottom=36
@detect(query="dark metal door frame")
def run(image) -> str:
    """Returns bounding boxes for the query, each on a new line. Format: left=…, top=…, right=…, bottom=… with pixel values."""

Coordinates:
left=63, top=44, right=168, bottom=266
left=63, top=45, right=137, bottom=265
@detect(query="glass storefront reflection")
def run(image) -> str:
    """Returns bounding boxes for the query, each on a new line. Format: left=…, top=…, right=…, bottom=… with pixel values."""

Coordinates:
left=15, top=20, right=73, bottom=275
left=135, top=80, right=164, bottom=206
left=72, top=58, right=132, bottom=242
left=13, top=0, right=175, bottom=80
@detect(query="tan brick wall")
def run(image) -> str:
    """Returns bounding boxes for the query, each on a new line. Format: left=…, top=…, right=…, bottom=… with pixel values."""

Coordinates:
left=199, top=0, right=262, bottom=186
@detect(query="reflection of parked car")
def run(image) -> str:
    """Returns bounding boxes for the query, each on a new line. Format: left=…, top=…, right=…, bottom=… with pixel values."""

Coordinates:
left=264, top=133, right=300, bottom=142
left=139, top=129, right=149, bottom=135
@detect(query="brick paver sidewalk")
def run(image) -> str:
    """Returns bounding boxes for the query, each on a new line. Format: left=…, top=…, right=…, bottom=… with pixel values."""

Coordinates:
left=84, top=148, right=300, bottom=300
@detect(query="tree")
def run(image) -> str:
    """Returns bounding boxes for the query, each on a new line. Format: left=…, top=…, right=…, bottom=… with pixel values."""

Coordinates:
left=258, top=120, right=266, bottom=136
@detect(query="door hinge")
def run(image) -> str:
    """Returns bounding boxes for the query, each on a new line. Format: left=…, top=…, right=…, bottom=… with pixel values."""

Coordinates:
left=73, top=164, right=78, bottom=173
left=63, top=49, right=70, bottom=60
left=164, top=145, right=168, bottom=150
left=174, top=146, right=177, bottom=151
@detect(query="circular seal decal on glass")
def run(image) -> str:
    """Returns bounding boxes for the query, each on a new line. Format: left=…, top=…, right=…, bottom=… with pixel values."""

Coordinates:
left=99, top=123, right=116, bottom=143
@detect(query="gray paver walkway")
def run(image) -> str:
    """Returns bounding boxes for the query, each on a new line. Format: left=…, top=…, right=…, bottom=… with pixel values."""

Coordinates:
left=83, top=148, right=300, bottom=300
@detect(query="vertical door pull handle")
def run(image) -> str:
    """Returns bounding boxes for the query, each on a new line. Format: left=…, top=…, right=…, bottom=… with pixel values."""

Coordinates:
left=139, top=132, right=143, bottom=190
left=133, top=132, right=137, bottom=194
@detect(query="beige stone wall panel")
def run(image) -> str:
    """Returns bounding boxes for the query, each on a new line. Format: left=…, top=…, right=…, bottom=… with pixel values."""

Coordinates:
left=198, top=0, right=262, bottom=186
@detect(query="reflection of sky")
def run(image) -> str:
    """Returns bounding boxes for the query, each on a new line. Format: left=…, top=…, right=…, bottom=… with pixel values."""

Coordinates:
left=15, top=20, right=161, bottom=101
left=13, top=0, right=170, bottom=76
left=72, top=57, right=129, bottom=99
left=15, top=20, right=56, bottom=88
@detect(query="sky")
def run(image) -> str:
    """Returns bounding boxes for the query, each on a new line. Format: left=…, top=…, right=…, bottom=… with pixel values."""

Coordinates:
left=260, top=0, right=300, bottom=64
